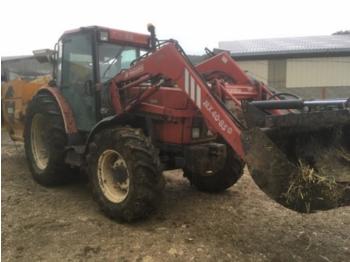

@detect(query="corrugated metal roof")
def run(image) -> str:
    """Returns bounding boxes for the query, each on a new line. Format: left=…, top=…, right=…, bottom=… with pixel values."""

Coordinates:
left=218, top=35, right=350, bottom=58
left=1, top=55, right=33, bottom=62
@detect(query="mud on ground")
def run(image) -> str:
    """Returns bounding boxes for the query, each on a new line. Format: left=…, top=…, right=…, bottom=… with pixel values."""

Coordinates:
left=1, top=130, right=350, bottom=262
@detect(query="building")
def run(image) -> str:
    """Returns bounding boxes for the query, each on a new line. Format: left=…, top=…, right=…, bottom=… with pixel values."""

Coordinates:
left=218, top=34, right=350, bottom=99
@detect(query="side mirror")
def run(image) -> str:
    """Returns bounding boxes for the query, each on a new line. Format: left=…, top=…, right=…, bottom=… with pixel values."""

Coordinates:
left=33, top=49, right=56, bottom=64
left=84, top=79, right=94, bottom=96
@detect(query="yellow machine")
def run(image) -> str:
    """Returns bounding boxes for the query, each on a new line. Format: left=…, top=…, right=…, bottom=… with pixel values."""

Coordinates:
left=1, top=49, right=53, bottom=141
left=2, top=76, right=51, bottom=141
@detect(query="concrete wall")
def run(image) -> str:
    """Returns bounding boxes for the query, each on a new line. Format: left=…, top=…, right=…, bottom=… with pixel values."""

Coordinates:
left=286, top=57, right=350, bottom=88
left=236, top=56, right=350, bottom=99
left=268, top=59, right=286, bottom=90
left=275, top=86, right=350, bottom=99
left=237, top=60, right=268, bottom=83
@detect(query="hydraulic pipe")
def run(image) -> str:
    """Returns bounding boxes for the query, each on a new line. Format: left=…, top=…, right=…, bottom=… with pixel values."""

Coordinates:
left=250, top=98, right=349, bottom=110
left=303, top=99, right=349, bottom=108
left=250, top=99, right=304, bottom=109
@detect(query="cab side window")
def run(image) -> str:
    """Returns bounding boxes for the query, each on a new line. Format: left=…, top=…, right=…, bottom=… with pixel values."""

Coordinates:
left=61, top=33, right=93, bottom=91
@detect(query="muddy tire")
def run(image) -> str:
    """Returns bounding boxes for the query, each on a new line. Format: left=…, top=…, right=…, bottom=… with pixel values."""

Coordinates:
left=184, top=148, right=244, bottom=193
left=24, top=92, right=72, bottom=186
left=87, top=127, right=164, bottom=222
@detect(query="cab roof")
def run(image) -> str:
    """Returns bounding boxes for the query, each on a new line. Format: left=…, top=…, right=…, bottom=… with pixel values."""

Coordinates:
left=62, top=26, right=151, bottom=49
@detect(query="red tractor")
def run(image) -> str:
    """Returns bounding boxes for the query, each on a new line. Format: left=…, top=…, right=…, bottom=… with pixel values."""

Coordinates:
left=24, top=25, right=350, bottom=221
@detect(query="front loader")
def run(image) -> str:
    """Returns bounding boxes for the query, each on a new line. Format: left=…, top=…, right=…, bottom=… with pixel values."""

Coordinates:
left=23, top=25, right=350, bottom=221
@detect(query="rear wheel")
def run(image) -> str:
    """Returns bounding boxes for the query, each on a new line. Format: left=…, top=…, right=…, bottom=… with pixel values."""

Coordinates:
left=24, top=92, right=72, bottom=186
left=87, top=127, right=164, bottom=222
left=184, top=148, right=244, bottom=193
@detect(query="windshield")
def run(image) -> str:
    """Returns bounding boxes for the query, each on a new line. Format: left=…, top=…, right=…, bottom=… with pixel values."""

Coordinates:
left=98, top=42, right=139, bottom=82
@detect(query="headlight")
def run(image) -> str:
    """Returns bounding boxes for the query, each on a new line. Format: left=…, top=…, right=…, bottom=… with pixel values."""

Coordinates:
left=100, top=31, right=109, bottom=41
left=192, top=128, right=200, bottom=139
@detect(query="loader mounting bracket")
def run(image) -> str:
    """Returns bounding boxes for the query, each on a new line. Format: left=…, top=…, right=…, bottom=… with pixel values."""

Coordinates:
left=184, top=143, right=227, bottom=175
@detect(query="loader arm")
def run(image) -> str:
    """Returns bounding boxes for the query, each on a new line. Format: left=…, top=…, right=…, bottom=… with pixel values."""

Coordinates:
left=113, top=41, right=246, bottom=158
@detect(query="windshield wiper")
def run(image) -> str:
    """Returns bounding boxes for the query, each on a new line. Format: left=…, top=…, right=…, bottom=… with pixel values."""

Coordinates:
left=101, top=47, right=125, bottom=80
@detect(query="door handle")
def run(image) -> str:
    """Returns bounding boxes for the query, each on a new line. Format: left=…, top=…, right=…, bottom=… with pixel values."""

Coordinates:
left=84, top=80, right=94, bottom=96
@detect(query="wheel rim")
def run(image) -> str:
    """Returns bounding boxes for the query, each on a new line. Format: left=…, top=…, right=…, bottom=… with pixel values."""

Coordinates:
left=97, top=149, right=130, bottom=203
left=31, top=114, right=49, bottom=171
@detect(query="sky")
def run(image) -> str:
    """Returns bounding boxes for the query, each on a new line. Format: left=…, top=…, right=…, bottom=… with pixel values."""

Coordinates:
left=1, top=0, right=349, bottom=56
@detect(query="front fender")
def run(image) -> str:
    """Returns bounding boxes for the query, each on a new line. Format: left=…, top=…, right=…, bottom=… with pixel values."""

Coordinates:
left=85, top=113, right=140, bottom=154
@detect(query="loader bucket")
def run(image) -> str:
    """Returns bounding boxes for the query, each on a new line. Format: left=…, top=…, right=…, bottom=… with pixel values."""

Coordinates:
left=241, top=102, right=350, bottom=213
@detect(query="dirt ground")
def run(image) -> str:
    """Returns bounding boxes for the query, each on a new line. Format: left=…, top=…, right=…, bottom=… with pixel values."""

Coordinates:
left=1, top=129, right=350, bottom=262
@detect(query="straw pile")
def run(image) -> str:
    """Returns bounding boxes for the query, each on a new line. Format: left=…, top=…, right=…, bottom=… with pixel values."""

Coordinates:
left=284, top=161, right=344, bottom=213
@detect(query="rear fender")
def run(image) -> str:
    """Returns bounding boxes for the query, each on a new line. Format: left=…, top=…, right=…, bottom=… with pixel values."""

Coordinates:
left=35, top=87, right=78, bottom=135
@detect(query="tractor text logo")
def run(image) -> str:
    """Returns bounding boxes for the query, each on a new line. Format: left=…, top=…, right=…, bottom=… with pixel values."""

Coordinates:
left=203, top=100, right=233, bottom=135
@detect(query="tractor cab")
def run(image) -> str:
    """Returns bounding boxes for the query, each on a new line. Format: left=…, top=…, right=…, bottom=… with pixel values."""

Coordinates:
left=55, top=26, right=152, bottom=131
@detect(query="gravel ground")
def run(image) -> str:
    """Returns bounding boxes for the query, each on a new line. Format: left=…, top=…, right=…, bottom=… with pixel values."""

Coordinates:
left=1, top=129, right=350, bottom=261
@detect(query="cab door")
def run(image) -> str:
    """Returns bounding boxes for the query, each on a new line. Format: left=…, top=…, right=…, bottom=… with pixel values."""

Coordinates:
left=58, top=32, right=96, bottom=131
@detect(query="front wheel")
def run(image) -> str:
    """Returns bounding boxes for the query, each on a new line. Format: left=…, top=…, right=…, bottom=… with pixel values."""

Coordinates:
left=184, top=147, right=244, bottom=193
left=87, top=127, right=164, bottom=222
